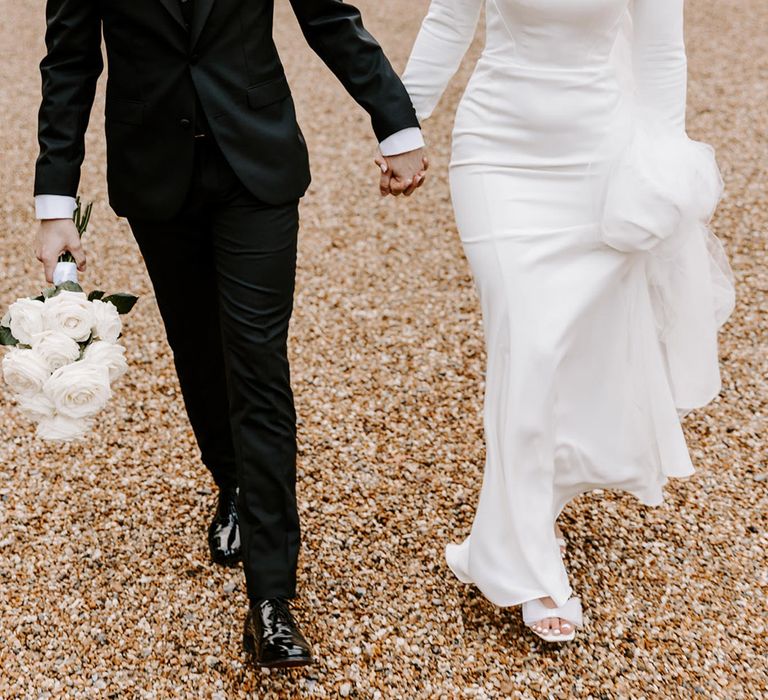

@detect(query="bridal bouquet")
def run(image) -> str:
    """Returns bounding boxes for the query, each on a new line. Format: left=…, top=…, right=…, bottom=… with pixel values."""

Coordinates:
left=1, top=200, right=138, bottom=441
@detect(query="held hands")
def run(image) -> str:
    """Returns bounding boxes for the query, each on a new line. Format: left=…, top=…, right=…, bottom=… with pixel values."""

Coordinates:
left=375, top=148, right=429, bottom=197
left=36, top=219, right=86, bottom=284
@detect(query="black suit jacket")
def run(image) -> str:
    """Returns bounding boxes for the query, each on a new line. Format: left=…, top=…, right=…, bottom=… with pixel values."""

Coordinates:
left=34, top=0, right=420, bottom=219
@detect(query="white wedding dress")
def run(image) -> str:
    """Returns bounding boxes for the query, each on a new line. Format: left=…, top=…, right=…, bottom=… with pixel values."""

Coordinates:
left=403, top=0, right=734, bottom=608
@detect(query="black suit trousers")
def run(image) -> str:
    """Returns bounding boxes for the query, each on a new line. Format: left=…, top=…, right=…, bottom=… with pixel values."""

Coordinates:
left=130, top=136, right=300, bottom=601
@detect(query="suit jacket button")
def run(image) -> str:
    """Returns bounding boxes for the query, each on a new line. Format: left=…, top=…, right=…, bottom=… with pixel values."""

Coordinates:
left=180, top=118, right=192, bottom=130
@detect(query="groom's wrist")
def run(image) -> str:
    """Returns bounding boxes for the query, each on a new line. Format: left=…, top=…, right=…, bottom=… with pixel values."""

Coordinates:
left=35, top=194, right=77, bottom=220
left=379, top=127, right=425, bottom=157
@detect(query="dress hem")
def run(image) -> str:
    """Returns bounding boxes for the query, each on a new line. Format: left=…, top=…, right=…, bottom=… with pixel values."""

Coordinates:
left=446, top=465, right=696, bottom=609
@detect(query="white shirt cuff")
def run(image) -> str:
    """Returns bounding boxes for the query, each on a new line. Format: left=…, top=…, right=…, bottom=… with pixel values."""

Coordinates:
left=35, top=195, right=77, bottom=220
left=379, top=127, right=425, bottom=156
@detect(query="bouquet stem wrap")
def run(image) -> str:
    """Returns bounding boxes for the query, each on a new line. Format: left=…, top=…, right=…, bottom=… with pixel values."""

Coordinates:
left=53, top=262, right=79, bottom=286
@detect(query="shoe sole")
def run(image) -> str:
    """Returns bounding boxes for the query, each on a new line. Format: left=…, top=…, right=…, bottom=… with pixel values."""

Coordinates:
left=531, top=630, right=577, bottom=643
left=242, top=632, right=313, bottom=669
left=210, top=552, right=242, bottom=568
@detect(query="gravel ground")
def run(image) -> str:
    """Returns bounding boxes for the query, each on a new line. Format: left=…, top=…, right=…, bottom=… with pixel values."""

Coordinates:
left=0, top=1, right=766, bottom=698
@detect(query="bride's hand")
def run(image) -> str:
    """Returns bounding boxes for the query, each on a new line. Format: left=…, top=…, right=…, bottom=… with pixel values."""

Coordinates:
left=375, top=152, right=393, bottom=197
left=36, top=219, right=86, bottom=284
left=375, top=148, right=429, bottom=197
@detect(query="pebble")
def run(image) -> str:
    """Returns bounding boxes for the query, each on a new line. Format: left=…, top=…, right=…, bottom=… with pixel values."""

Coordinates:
left=0, top=1, right=765, bottom=699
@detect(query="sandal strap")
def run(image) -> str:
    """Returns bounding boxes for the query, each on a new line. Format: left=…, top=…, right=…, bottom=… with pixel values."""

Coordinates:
left=522, top=597, right=583, bottom=628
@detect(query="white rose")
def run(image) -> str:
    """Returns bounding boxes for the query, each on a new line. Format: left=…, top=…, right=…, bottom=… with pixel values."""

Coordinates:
left=31, top=331, right=81, bottom=372
left=8, top=298, right=45, bottom=345
left=17, top=393, right=56, bottom=421
left=83, top=340, right=128, bottom=383
left=43, top=361, right=111, bottom=419
left=36, top=414, right=92, bottom=442
left=2, top=348, right=51, bottom=396
left=91, top=299, right=122, bottom=343
left=43, top=290, right=95, bottom=342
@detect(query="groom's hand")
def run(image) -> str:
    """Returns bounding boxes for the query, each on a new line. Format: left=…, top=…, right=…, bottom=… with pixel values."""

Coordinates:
left=36, top=219, right=86, bottom=283
left=375, top=148, right=429, bottom=197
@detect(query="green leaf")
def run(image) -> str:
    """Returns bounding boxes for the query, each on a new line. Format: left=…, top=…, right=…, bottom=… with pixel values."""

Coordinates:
left=0, top=326, right=18, bottom=346
left=102, top=293, right=139, bottom=315
left=83, top=202, right=93, bottom=234
left=73, top=197, right=94, bottom=238
left=54, top=281, right=84, bottom=294
left=42, top=287, right=57, bottom=299
left=29, top=294, right=45, bottom=302
left=88, top=290, right=106, bottom=301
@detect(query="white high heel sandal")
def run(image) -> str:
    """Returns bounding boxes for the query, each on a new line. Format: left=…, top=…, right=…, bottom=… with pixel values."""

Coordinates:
left=522, top=597, right=583, bottom=643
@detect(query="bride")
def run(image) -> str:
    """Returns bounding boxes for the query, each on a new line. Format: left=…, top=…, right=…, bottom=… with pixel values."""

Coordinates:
left=396, top=0, right=735, bottom=641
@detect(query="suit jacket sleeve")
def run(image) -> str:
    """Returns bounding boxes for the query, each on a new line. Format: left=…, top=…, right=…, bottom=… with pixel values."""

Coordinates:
left=288, top=0, right=420, bottom=142
left=34, top=0, right=104, bottom=197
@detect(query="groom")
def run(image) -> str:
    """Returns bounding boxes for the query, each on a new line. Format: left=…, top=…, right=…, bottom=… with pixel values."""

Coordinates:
left=34, top=0, right=427, bottom=668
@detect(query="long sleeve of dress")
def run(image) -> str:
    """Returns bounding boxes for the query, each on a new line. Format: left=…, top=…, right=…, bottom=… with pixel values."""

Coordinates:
left=401, top=0, right=484, bottom=120
left=631, top=0, right=688, bottom=133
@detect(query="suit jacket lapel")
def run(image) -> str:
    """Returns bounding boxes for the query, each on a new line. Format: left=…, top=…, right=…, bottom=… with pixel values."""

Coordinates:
left=156, top=0, right=186, bottom=30
left=190, top=0, right=217, bottom=48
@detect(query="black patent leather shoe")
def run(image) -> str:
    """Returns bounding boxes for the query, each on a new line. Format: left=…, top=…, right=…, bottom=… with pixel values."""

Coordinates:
left=243, top=598, right=314, bottom=668
left=207, top=488, right=241, bottom=567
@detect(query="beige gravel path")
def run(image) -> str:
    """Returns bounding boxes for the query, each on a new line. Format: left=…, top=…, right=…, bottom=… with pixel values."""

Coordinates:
left=0, top=1, right=766, bottom=698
